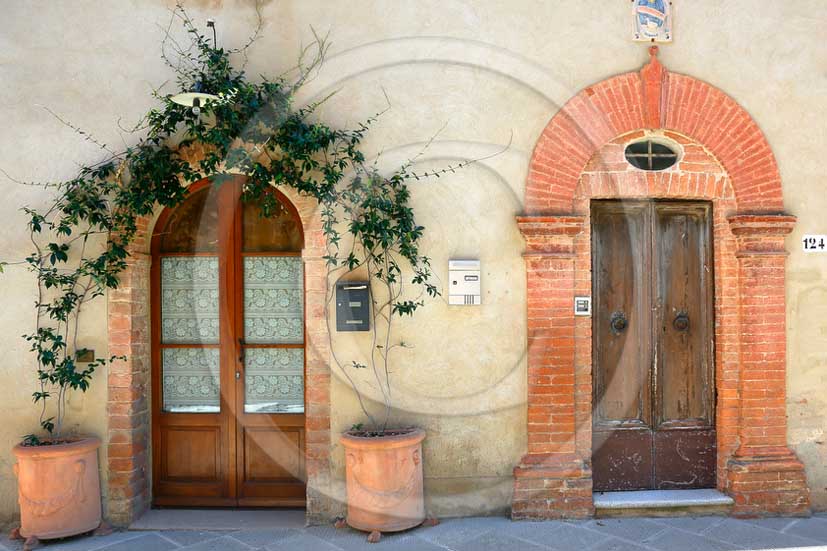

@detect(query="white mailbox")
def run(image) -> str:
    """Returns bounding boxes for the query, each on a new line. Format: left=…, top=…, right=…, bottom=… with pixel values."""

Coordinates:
left=448, top=259, right=481, bottom=305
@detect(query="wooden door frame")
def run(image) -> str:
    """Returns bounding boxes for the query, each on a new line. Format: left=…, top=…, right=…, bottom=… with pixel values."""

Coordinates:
left=511, top=49, right=809, bottom=520
left=105, top=161, right=334, bottom=525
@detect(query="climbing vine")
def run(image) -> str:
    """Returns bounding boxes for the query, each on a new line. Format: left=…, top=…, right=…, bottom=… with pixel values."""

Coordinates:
left=5, top=5, right=483, bottom=443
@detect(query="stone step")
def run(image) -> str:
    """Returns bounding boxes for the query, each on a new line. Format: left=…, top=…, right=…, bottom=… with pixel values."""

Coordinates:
left=594, top=489, right=735, bottom=518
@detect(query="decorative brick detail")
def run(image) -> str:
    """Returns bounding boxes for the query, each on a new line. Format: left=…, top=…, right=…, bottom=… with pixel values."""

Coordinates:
left=105, top=184, right=332, bottom=525
left=513, top=216, right=592, bottom=519
left=516, top=47, right=810, bottom=519
left=526, top=49, right=784, bottom=215
left=725, top=214, right=810, bottom=517
left=513, top=454, right=593, bottom=520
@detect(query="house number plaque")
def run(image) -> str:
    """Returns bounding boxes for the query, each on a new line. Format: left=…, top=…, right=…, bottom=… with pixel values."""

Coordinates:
left=803, top=235, right=827, bottom=252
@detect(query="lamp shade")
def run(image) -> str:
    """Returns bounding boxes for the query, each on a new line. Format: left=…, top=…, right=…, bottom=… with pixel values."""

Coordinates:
left=169, top=92, right=220, bottom=108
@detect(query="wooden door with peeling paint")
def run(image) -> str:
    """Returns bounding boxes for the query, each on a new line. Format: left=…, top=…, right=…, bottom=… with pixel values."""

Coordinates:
left=591, top=200, right=715, bottom=491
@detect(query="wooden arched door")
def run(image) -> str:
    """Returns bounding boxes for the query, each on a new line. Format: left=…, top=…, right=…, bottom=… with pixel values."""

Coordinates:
left=151, top=178, right=306, bottom=506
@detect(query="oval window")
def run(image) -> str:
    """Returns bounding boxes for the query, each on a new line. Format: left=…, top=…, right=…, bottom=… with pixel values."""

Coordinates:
left=624, top=140, right=679, bottom=171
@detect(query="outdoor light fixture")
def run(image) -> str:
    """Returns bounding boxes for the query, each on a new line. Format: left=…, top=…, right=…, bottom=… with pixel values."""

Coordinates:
left=169, top=19, right=220, bottom=115
left=169, top=91, right=219, bottom=115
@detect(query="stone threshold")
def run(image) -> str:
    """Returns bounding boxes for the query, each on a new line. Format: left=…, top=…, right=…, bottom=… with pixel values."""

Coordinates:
left=129, top=508, right=306, bottom=531
left=594, top=489, right=734, bottom=510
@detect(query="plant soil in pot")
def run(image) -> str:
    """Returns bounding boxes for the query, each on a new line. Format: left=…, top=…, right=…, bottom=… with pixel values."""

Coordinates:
left=13, top=437, right=103, bottom=541
left=340, top=428, right=426, bottom=534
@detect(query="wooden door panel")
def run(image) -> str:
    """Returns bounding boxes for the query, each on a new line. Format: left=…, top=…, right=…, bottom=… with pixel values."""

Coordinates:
left=241, top=427, right=304, bottom=482
left=654, top=429, right=716, bottom=489
left=654, top=203, right=714, bottom=428
left=592, top=201, right=651, bottom=428
left=162, top=426, right=221, bottom=480
left=593, top=430, right=654, bottom=491
left=237, top=425, right=306, bottom=505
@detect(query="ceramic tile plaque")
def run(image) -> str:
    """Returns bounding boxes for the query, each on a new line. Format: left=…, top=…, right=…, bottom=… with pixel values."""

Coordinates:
left=633, top=0, right=672, bottom=43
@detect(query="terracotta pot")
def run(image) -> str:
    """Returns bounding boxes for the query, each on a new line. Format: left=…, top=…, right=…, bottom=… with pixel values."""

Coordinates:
left=13, top=437, right=102, bottom=540
left=340, top=428, right=426, bottom=533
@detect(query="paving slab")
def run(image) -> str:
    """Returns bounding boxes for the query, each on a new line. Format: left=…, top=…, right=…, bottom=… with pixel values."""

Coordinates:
left=537, top=523, right=610, bottom=550
left=705, top=518, right=823, bottom=550
left=784, top=516, right=827, bottom=543
left=223, top=528, right=299, bottom=548
left=154, top=530, right=230, bottom=547
left=453, top=531, right=550, bottom=551
left=130, top=509, right=305, bottom=531
left=590, top=537, right=654, bottom=551
left=264, top=533, right=343, bottom=551
left=7, top=514, right=827, bottom=550
left=176, top=535, right=253, bottom=551
left=73, top=533, right=177, bottom=551
left=741, top=517, right=799, bottom=532
left=414, top=517, right=501, bottom=548
left=650, top=515, right=727, bottom=534
left=644, top=527, right=746, bottom=551
left=32, top=532, right=147, bottom=551
left=586, top=518, right=669, bottom=543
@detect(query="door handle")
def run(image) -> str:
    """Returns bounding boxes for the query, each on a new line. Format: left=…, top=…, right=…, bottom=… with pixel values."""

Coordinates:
left=610, top=311, right=628, bottom=335
left=238, top=337, right=245, bottom=363
left=673, top=311, right=690, bottom=332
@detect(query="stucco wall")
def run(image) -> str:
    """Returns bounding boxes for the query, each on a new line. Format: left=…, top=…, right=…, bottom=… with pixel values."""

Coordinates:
left=1, top=0, right=826, bottom=526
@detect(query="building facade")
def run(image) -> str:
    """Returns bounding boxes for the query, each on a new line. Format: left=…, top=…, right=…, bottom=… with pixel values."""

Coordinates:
left=1, top=0, right=825, bottom=528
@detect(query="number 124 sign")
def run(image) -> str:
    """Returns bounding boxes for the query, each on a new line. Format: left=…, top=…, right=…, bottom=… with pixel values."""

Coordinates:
left=803, top=235, right=827, bottom=252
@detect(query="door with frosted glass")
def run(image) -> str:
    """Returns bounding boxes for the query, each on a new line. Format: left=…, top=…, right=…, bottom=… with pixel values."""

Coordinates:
left=234, top=192, right=306, bottom=505
left=151, top=179, right=306, bottom=506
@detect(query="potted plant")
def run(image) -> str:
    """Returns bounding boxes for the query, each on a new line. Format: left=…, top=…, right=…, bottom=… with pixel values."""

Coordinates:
left=9, top=291, right=117, bottom=549
left=324, top=167, right=445, bottom=543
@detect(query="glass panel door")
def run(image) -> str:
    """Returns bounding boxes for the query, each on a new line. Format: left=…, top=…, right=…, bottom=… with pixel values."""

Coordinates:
left=243, top=256, right=304, bottom=413
left=158, top=186, right=221, bottom=413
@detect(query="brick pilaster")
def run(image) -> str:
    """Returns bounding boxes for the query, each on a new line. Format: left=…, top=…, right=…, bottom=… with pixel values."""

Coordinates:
left=726, top=214, right=810, bottom=517
left=106, top=217, right=152, bottom=525
left=512, top=216, right=593, bottom=520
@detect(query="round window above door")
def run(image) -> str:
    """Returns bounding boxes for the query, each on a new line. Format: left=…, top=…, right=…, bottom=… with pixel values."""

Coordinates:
left=624, top=139, right=681, bottom=171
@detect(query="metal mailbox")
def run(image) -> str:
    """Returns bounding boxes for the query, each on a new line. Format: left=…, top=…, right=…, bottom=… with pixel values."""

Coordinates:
left=448, top=259, right=481, bottom=305
left=336, top=282, right=370, bottom=331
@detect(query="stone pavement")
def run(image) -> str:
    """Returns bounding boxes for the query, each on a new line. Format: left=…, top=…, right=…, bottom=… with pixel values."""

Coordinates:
left=3, top=514, right=827, bottom=551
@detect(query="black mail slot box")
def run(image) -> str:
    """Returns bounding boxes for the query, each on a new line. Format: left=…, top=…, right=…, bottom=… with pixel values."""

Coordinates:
left=336, top=282, right=370, bottom=332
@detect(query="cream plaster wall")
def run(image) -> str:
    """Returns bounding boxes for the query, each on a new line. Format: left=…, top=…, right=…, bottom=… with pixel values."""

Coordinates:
left=1, top=0, right=826, bottom=525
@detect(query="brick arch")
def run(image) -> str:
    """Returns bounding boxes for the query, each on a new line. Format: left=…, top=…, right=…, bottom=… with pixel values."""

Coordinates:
left=105, top=158, right=333, bottom=525
left=525, top=47, right=783, bottom=214
left=513, top=49, right=810, bottom=520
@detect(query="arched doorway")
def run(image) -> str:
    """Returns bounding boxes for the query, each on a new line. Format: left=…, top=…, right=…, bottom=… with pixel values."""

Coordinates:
left=512, top=48, right=810, bottom=519
left=150, top=177, right=307, bottom=507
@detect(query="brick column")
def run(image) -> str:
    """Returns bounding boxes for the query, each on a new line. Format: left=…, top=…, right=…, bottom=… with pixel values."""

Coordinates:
left=726, top=214, right=810, bottom=517
left=512, top=215, right=593, bottom=520
left=302, top=254, right=334, bottom=523
left=106, top=236, right=152, bottom=526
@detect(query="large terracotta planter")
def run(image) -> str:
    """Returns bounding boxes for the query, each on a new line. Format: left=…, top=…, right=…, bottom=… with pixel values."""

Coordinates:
left=13, top=437, right=102, bottom=540
left=340, top=428, right=425, bottom=533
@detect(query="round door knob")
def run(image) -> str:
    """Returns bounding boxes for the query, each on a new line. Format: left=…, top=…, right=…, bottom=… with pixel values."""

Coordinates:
left=673, top=311, right=690, bottom=332
left=610, top=311, right=628, bottom=335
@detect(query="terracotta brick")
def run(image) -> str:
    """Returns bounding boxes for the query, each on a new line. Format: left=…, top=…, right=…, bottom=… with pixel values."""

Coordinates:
left=515, top=48, right=806, bottom=520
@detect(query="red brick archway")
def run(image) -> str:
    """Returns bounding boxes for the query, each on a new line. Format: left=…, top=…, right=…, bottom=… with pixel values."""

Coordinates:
left=104, top=148, right=333, bottom=525
left=513, top=47, right=811, bottom=519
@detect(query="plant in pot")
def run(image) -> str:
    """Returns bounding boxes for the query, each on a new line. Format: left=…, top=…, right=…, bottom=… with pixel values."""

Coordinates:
left=8, top=188, right=129, bottom=547
left=323, top=165, right=443, bottom=543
